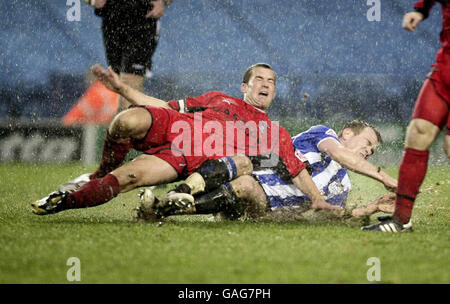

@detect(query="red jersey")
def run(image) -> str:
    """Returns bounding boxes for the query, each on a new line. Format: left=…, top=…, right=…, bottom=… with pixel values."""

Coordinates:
left=414, top=0, right=450, bottom=47
left=163, top=91, right=305, bottom=177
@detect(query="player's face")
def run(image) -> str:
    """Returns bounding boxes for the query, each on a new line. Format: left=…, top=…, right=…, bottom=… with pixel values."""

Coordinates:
left=343, top=127, right=379, bottom=159
left=241, top=67, right=276, bottom=111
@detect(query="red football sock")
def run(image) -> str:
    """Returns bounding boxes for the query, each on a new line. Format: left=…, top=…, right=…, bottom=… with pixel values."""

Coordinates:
left=65, top=174, right=120, bottom=209
left=393, top=148, right=429, bottom=224
left=90, top=132, right=132, bottom=179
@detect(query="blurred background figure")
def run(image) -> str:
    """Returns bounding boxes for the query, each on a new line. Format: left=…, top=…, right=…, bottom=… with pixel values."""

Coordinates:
left=85, top=0, right=173, bottom=112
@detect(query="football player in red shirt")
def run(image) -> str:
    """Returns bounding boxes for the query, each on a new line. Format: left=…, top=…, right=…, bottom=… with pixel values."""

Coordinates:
left=363, top=0, right=450, bottom=232
left=32, top=63, right=339, bottom=215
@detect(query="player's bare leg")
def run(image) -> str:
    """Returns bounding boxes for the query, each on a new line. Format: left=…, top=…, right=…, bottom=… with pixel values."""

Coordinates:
left=111, top=155, right=178, bottom=193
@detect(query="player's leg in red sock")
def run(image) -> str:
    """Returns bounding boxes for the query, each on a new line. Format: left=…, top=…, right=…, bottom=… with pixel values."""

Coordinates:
left=393, top=148, right=429, bottom=224
left=64, top=173, right=120, bottom=209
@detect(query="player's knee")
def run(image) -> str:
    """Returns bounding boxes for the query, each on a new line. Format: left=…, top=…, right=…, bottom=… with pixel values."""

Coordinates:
left=408, top=119, right=431, bottom=136
left=231, top=154, right=253, bottom=176
left=109, top=108, right=151, bottom=139
left=109, top=110, right=133, bottom=136
left=231, top=176, right=267, bottom=218
left=231, top=175, right=258, bottom=200
left=405, top=119, right=439, bottom=150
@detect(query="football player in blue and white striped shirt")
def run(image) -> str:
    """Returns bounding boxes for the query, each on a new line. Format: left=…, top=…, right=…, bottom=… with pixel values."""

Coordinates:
left=252, top=120, right=397, bottom=212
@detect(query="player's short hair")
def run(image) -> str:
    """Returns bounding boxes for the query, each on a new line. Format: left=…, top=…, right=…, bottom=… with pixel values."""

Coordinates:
left=242, top=63, right=276, bottom=85
left=339, top=120, right=383, bottom=144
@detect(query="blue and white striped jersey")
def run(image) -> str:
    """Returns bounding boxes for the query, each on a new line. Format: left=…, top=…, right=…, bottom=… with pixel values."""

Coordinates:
left=253, top=125, right=351, bottom=209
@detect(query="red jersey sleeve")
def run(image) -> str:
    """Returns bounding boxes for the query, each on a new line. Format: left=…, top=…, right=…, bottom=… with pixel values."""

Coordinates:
left=167, top=99, right=184, bottom=112
left=276, top=125, right=306, bottom=178
left=167, top=91, right=224, bottom=113
left=414, top=0, right=436, bottom=19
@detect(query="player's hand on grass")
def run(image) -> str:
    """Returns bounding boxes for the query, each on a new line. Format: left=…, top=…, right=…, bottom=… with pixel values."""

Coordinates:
left=311, top=198, right=342, bottom=212
left=91, top=64, right=125, bottom=94
left=373, top=193, right=395, bottom=213
left=402, top=11, right=424, bottom=32
left=352, top=193, right=395, bottom=217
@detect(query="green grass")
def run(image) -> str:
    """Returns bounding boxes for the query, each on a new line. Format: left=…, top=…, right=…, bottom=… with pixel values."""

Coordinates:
left=0, top=163, right=448, bottom=283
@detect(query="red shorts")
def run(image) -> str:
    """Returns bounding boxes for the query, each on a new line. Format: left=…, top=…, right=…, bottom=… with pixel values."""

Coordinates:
left=431, top=47, right=450, bottom=97
left=412, top=48, right=450, bottom=134
left=130, top=106, right=223, bottom=175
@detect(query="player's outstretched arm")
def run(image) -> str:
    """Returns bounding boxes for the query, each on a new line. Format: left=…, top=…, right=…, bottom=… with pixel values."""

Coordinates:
left=91, top=64, right=171, bottom=109
left=292, top=169, right=342, bottom=211
left=319, top=139, right=397, bottom=192
left=402, top=11, right=424, bottom=32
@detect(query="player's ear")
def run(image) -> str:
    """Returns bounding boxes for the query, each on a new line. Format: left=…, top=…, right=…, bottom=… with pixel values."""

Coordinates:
left=341, top=128, right=355, bottom=140
left=240, top=83, right=248, bottom=94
